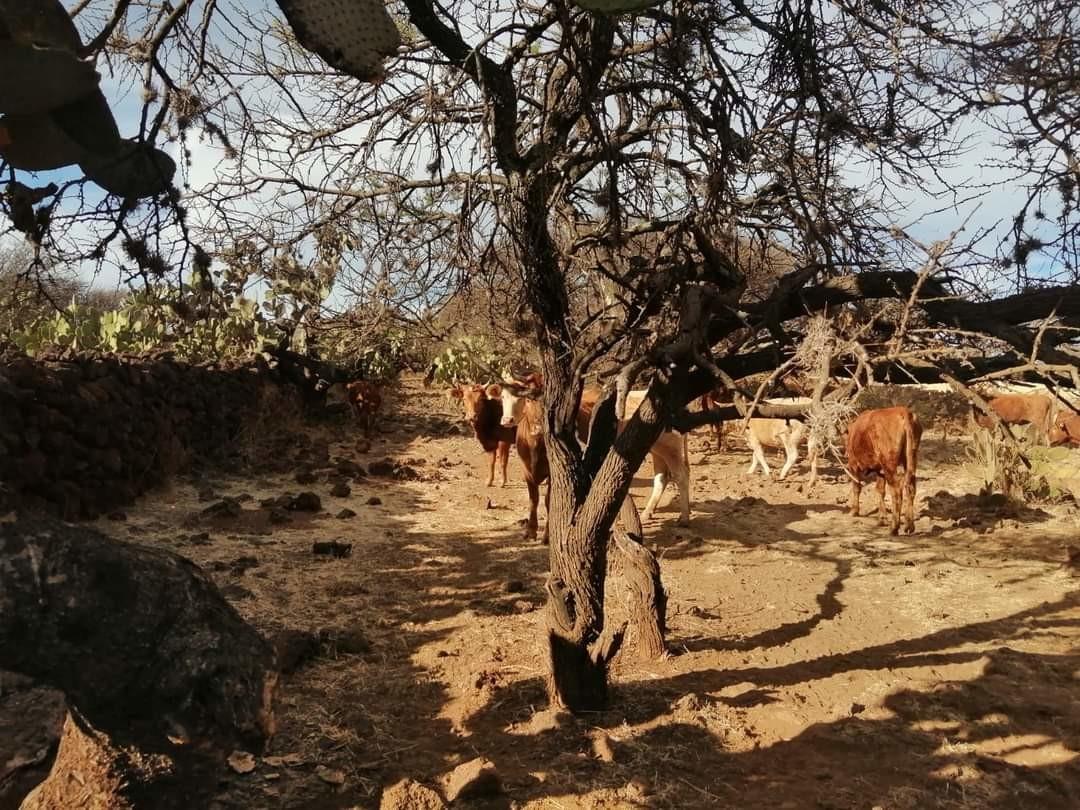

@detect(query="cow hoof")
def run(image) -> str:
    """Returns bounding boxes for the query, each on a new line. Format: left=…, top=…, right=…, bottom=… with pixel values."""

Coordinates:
left=676, top=517, right=690, bottom=527
left=485, top=481, right=494, bottom=488
left=890, top=527, right=900, bottom=536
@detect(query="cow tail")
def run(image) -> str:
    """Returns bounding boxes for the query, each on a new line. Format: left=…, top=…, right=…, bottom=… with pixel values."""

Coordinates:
left=905, top=413, right=918, bottom=483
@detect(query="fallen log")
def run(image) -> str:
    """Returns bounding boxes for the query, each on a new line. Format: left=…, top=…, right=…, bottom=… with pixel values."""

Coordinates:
left=0, top=517, right=277, bottom=809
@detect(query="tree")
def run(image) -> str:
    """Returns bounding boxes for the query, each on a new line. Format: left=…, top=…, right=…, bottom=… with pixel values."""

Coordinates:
left=191, top=0, right=1079, bottom=710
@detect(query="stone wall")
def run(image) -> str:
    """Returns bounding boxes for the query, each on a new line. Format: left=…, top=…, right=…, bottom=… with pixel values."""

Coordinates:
left=0, top=346, right=303, bottom=520
left=854, top=383, right=971, bottom=428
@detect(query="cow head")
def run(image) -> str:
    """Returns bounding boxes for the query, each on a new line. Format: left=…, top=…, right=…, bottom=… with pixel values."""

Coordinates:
left=499, top=373, right=542, bottom=428
left=1048, top=411, right=1079, bottom=446
left=449, top=384, right=502, bottom=426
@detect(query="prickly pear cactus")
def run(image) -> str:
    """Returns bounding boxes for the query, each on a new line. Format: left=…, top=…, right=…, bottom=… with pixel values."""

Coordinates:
left=274, top=0, right=401, bottom=81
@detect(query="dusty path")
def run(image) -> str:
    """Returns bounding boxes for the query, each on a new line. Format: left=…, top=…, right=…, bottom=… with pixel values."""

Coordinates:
left=22, top=376, right=1078, bottom=809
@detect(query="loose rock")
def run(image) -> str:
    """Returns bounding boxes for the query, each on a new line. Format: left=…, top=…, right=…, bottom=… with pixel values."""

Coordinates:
left=380, top=779, right=447, bottom=810
left=442, top=757, right=501, bottom=802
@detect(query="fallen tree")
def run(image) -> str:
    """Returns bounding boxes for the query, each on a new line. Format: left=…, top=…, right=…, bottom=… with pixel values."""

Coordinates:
left=0, top=517, right=277, bottom=809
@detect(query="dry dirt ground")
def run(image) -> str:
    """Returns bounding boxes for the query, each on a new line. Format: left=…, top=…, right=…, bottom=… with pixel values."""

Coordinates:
left=9, top=376, right=1080, bottom=809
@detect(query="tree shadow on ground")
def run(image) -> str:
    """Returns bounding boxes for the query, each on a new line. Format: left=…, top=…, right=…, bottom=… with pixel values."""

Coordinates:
left=28, top=380, right=1073, bottom=810
left=460, top=606, right=1080, bottom=809
left=923, top=489, right=1055, bottom=528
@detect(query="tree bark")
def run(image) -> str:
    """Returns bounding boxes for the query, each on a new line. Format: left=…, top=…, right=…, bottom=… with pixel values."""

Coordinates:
left=611, top=527, right=667, bottom=661
left=0, top=517, right=277, bottom=809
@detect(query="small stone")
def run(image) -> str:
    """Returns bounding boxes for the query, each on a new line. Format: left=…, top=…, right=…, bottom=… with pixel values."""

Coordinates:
left=187, top=531, right=212, bottom=545
left=230, top=556, right=260, bottom=575
left=263, top=753, right=305, bottom=768
left=850, top=702, right=866, bottom=715
left=336, top=508, right=357, bottom=519
left=268, top=508, right=291, bottom=525
left=295, top=469, right=317, bottom=485
left=337, top=459, right=364, bottom=477
left=505, top=579, right=525, bottom=593
left=591, top=732, right=615, bottom=762
left=312, top=541, right=352, bottom=558
left=202, top=498, right=242, bottom=519
left=288, top=491, right=322, bottom=512
left=227, top=750, right=256, bottom=774
left=329, top=481, right=351, bottom=498
left=271, top=629, right=320, bottom=674
left=379, top=779, right=447, bottom=810
left=320, top=625, right=372, bottom=655
left=220, top=583, right=255, bottom=601
left=369, top=459, right=396, bottom=476
left=442, top=757, right=501, bottom=802
left=366, top=496, right=382, bottom=506
left=315, top=765, right=346, bottom=787
left=106, top=510, right=127, bottom=521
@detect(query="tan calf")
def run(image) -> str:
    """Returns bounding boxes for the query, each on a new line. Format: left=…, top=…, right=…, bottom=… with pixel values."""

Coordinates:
left=745, top=417, right=820, bottom=486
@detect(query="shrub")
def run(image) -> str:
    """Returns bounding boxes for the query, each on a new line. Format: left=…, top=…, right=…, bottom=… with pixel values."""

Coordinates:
left=429, top=336, right=525, bottom=385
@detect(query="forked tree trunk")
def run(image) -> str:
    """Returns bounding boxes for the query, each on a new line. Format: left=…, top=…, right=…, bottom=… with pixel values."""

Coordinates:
left=0, top=517, right=277, bottom=809
left=542, top=380, right=672, bottom=710
left=510, top=164, right=670, bottom=711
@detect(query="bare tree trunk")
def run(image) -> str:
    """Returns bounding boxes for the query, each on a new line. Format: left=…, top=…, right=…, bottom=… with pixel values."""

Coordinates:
left=611, top=527, right=667, bottom=661
left=542, top=385, right=671, bottom=710
left=0, top=517, right=277, bottom=809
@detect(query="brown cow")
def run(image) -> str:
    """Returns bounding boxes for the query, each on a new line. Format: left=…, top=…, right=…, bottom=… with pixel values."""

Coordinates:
left=973, top=393, right=1053, bottom=444
left=499, top=376, right=690, bottom=541
left=345, top=380, right=382, bottom=436
left=846, top=406, right=922, bottom=535
left=1049, top=409, right=1080, bottom=447
left=448, top=383, right=516, bottom=487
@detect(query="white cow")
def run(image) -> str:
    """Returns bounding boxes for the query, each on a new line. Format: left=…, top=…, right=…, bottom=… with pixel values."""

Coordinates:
left=745, top=418, right=819, bottom=485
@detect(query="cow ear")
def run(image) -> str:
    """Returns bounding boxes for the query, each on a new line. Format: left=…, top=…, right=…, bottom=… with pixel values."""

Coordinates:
left=448, top=387, right=463, bottom=399
left=485, top=383, right=502, bottom=399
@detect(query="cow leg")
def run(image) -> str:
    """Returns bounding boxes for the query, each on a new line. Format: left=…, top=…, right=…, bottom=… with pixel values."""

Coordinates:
left=875, top=477, right=887, bottom=524
left=806, top=436, right=819, bottom=488
left=641, top=467, right=669, bottom=522
left=485, top=450, right=496, bottom=487
left=524, top=479, right=539, bottom=541
left=499, top=442, right=510, bottom=487
left=849, top=477, right=862, bottom=517
left=888, top=476, right=903, bottom=535
left=540, top=483, right=551, bottom=545
left=748, top=442, right=770, bottom=477
left=778, top=435, right=799, bottom=480
left=669, top=449, right=691, bottom=527
left=904, top=471, right=918, bottom=534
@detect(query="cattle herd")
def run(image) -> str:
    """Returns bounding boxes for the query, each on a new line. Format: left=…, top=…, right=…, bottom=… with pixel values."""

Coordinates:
left=336, top=377, right=1079, bottom=539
